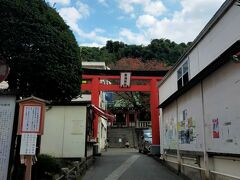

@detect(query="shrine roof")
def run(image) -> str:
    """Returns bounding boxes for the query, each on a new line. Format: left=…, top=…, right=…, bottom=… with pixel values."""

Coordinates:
left=82, top=68, right=168, bottom=77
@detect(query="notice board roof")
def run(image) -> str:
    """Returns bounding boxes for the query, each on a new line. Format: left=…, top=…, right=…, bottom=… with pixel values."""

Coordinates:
left=17, top=96, right=49, bottom=104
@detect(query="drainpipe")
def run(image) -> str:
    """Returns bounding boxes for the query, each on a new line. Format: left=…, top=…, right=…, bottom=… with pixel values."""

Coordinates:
left=200, top=81, right=210, bottom=180
left=176, top=99, right=181, bottom=175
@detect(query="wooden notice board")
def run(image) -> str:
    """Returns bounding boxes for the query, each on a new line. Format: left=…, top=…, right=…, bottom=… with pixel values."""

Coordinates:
left=17, top=96, right=47, bottom=135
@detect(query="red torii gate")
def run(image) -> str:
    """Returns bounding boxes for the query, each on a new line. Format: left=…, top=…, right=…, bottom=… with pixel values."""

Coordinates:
left=81, top=69, right=167, bottom=150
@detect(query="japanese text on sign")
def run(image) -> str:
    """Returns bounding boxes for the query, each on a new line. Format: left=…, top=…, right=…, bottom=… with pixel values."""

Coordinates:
left=20, top=133, right=37, bottom=155
left=22, top=106, right=41, bottom=133
left=0, top=96, right=16, bottom=180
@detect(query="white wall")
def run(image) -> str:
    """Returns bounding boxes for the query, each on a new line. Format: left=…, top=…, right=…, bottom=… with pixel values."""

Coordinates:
left=162, top=101, right=178, bottom=150
left=162, top=84, right=204, bottom=152
left=97, top=118, right=108, bottom=151
left=159, top=3, right=240, bottom=104
left=159, top=71, right=178, bottom=103
left=40, top=106, right=87, bottom=158
left=41, top=106, right=65, bottom=157
left=197, top=4, right=240, bottom=72
left=203, top=61, right=240, bottom=154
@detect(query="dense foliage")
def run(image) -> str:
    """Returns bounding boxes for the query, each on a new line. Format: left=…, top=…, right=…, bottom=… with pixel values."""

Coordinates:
left=81, top=39, right=191, bottom=66
left=0, top=0, right=81, bottom=101
left=32, top=154, right=61, bottom=180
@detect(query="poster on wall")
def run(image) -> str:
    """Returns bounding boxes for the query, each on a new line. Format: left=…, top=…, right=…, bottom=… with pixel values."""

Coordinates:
left=212, top=118, right=220, bottom=138
left=178, top=109, right=196, bottom=144
left=164, top=117, right=177, bottom=149
left=222, top=121, right=233, bottom=143
left=0, top=96, right=16, bottom=180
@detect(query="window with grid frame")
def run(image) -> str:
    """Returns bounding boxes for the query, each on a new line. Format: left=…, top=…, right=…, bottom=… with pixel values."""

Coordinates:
left=177, top=60, right=189, bottom=89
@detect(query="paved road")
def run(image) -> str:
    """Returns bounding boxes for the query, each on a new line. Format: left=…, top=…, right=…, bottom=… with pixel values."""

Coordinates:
left=83, top=148, right=183, bottom=180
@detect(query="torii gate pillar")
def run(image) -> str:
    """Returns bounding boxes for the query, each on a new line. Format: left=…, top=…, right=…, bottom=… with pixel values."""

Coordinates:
left=150, top=79, right=160, bottom=153
left=92, top=77, right=100, bottom=140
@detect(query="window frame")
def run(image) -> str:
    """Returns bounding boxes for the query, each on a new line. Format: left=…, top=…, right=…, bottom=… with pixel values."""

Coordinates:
left=177, top=59, right=189, bottom=89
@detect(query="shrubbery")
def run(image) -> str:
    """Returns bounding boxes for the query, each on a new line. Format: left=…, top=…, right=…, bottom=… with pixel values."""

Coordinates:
left=32, top=154, right=62, bottom=180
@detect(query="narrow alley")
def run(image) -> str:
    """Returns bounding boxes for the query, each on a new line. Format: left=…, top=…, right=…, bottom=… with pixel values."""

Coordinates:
left=82, top=148, right=183, bottom=180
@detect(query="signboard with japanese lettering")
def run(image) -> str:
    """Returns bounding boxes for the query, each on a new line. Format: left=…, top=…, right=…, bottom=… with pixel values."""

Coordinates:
left=22, top=105, right=41, bottom=133
left=20, top=133, right=37, bottom=155
left=0, top=96, right=16, bottom=180
left=120, top=72, right=131, bottom=88
left=17, top=96, right=47, bottom=135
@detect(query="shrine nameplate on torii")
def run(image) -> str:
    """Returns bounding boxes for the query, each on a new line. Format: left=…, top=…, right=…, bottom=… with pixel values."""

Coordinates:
left=81, top=69, right=168, bottom=150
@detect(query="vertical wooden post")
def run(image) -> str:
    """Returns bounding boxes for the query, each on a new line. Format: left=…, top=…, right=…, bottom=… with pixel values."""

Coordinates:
left=25, top=155, right=32, bottom=180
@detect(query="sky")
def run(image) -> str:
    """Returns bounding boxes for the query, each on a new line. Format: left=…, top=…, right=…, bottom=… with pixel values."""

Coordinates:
left=46, top=0, right=226, bottom=47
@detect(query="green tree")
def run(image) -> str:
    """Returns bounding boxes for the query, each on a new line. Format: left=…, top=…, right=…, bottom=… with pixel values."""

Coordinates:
left=81, top=46, right=117, bottom=64
left=81, top=47, right=101, bottom=62
left=105, top=39, right=190, bottom=66
left=81, top=39, right=190, bottom=66
left=147, top=38, right=188, bottom=65
left=0, top=0, right=81, bottom=101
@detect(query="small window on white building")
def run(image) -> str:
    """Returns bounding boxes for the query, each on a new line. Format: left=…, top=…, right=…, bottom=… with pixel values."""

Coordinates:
left=177, top=60, right=189, bottom=89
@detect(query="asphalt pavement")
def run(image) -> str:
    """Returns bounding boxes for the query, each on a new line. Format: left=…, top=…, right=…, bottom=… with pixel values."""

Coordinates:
left=82, top=148, right=183, bottom=180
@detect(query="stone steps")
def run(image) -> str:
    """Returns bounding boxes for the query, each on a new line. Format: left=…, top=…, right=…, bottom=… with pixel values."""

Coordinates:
left=107, top=128, right=138, bottom=148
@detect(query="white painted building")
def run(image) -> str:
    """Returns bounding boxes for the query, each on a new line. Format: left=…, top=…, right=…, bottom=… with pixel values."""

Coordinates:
left=40, top=103, right=91, bottom=158
left=41, top=62, right=111, bottom=157
left=158, top=1, right=240, bottom=179
left=82, top=61, right=110, bottom=70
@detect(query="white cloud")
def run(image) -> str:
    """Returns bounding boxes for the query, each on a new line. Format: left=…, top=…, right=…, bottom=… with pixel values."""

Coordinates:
left=59, top=7, right=81, bottom=32
left=56, top=0, right=226, bottom=47
left=78, top=29, right=109, bottom=44
left=143, top=1, right=166, bottom=16
left=47, top=0, right=70, bottom=5
left=76, top=1, right=90, bottom=18
left=80, top=42, right=105, bottom=47
left=136, top=14, right=157, bottom=28
left=135, top=0, right=225, bottom=43
left=119, top=28, right=148, bottom=45
left=59, top=7, right=109, bottom=46
left=118, top=0, right=166, bottom=17
left=94, top=28, right=105, bottom=33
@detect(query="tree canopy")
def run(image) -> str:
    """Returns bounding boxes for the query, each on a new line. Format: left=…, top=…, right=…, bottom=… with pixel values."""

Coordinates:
left=81, top=39, right=191, bottom=66
left=108, top=58, right=170, bottom=71
left=0, top=0, right=81, bottom=101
